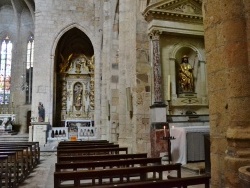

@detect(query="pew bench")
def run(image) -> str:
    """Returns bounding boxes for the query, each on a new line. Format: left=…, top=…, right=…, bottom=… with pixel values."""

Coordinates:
left=58, top=140, right=109, bottom=146
left=57, top=144, right=119, bottom=150
left=0, top=148, right=29, bottom=181
left=57, top=147, right=128, bottom=160
left=0, top=142, right=40, bottom=166
left=57, top=153, right=148, bottom=163
left=89, top=174, right=211, bottom=188
left=55, top=157, right=162, bottom=172
left=0, top=155, right=9, bottom=188
left=54, top=164, right=182, bottom=188
left=0, top=152, right=19, bottom=187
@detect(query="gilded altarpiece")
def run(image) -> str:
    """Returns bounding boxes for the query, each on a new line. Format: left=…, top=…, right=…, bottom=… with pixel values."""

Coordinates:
left=60, top=54, right=95, bottom=121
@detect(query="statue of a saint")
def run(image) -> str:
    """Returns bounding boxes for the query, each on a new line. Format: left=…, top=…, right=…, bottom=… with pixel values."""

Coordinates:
left=179, top=55, right=194, bottom=93
left=74, top=83, right=83, bottom=110
left=38, top=102, right=45, bottom=122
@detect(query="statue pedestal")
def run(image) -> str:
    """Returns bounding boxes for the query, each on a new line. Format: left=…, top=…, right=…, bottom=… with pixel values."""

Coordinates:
left=30, top=122, right=49, bottom=146
left=150, top=102, right=167, bottom=123
left=150, top=102, right=168, bottom=157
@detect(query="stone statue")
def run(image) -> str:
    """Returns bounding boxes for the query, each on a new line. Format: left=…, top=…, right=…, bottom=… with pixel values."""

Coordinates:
left=179, top=55, right=194, bottom=93
left=38, top=102, right=45, bottom=122
left=74, top=83, right=83, bottom=110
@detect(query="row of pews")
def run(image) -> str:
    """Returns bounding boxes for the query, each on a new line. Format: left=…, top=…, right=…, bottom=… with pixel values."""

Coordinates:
left=0, top=141, right=40, bottom=188
left=54, top=140, right=211, bottom=188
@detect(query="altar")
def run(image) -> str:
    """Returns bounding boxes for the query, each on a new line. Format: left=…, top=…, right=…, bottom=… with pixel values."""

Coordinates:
left=170, top=125, right=210, bottom=165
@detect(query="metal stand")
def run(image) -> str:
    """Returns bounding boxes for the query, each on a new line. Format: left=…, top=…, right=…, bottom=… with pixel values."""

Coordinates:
left=162, top=136, right=175, bottom=164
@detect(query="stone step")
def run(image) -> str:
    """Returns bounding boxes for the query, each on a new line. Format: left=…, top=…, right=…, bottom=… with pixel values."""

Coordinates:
left=0, top=133, right=29, bottom=142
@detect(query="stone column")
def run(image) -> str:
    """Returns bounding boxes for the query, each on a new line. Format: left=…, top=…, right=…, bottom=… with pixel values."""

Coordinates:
left=149, top=30, right=167, bottom=157
left=150, top=30, right=163, bottom=103
left=199, top=61, right=207, bottom=103
left=149, top=30, right=166, bottom=122
left=204, top=0, right=250, bottom=187
left=169, top=58, right=177, bottom=99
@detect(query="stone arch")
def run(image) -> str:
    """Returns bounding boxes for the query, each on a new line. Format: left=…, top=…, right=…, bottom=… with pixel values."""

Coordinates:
left=51, top=23, right=95, bottom=56
left=170, top=42, right=203, bottom=60
left=51, top=23, right=95, bottom=126
left=0, top=31, right=15, bottom=41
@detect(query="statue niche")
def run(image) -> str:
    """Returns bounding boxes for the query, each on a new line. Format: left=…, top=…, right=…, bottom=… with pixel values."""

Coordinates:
left=73, top=82, right=83, bottom=111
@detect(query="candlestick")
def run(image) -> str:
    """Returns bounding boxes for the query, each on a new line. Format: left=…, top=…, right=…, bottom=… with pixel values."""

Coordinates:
left=167, top=75, right=171, bottom=101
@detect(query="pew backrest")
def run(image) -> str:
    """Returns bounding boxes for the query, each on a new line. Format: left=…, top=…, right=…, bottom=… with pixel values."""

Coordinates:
left=88, top=174, right=211, bottom=188
left=54, top=164, right=182, bottom=188
left=55, top=157, right=162, bottom=172
left=57, top=153, right=148, bottom=163
left=57, top=147, right=128, bottom=157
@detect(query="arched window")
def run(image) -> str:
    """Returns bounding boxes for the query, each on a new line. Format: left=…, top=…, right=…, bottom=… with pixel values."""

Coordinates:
left=0, top=36, right=12, bottom=104
left=25, top=35, right=34, bottom=104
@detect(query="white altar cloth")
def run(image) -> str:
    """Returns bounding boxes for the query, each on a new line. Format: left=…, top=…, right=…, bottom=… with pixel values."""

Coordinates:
left=170, top=126, right=210, bottom=165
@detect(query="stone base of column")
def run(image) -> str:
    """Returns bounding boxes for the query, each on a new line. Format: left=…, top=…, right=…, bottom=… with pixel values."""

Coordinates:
left=150, top=102, right=167, bottom=122
left=150, top=122, right=169, bottom=158
left=150, top=102, right=168, bottom=157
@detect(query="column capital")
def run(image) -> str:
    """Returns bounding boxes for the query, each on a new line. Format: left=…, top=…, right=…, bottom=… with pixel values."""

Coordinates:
left=149, top=30, right=162, bottom=40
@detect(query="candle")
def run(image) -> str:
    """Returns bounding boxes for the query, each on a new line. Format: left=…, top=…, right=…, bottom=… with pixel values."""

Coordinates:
left=164, top=126, right=167, bottom=137
left=167, top=75, right=171, bottom=101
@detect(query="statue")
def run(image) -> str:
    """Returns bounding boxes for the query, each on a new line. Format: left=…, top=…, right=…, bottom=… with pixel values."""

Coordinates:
left=38, top=102, right=45, bottom=122
left=74, top=83, right=83, bottom=110
left=179, top=55, right=194, bottom=93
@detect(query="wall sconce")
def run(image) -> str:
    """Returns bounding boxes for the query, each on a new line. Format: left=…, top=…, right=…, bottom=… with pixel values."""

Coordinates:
left=126, top=87, right=133, bottom=118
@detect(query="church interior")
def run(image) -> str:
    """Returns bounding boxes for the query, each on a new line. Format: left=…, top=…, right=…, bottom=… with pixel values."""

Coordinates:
left=0, top=0, right=249, bottom=187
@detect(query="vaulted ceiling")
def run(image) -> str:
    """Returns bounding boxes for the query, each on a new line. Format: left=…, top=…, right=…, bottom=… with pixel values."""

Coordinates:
left=0, top=0, right=35, bottom=21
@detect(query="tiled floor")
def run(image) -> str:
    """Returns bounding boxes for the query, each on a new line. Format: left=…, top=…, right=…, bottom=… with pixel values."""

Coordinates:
left=18, top=152, right=209, bottom=188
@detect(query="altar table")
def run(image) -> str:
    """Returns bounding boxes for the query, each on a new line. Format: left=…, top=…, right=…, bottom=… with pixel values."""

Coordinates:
left=170, top=126, right=210, bottom=165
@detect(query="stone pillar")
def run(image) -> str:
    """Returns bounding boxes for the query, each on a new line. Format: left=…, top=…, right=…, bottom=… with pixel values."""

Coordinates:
left=199, top=61, right=207, bottom=103
left=150, top=30, right=163, bottom=103
left=31, top=122, right=49, bottom=146
left=149, top=30, right=167, bottom=157
left=204, top=0, right=250, bottom=187
left=169, top=58, right=177, bottom=99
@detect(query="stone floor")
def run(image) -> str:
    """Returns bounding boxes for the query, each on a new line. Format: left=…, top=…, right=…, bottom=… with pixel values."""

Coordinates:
left=18, top=151, right=209, bottom=188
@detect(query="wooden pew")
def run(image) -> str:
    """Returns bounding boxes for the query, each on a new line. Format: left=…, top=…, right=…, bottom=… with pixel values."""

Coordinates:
left=0, top=155, right=9, bottom=188
left=0, top=148, right=27, bottom=182
left=89, top=174, right=211, bottom=188
left=58, top=140, right=109, bottom=146
left=0, top=152, right=19, bottom=187
left=57, top=153, right=148, bottom=163
left=54, top=164, right=182, bottom=188
left=0, top=144, right=35, bottom=170
left=0, top=142, right=40, bottom=166
left=57, top=147, right=128, bottom=159
left=55, top=157, right=162, bottom=172
left=57, top=144, right=119, bottom=150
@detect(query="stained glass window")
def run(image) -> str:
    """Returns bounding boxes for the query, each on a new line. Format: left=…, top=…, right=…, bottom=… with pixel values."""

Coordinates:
left=0, top=36, right=12, bottom=104
left=26, top=36, right=34, bottom=104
